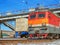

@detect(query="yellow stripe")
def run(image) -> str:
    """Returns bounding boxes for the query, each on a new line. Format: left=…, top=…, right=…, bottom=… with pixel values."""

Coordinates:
left=28, top=18, right=48, bottom=25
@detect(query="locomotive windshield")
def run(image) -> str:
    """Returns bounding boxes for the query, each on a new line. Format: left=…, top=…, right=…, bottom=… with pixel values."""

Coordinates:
left=38, top=14, right=45, bottom=18
left=30, top=14, right=36, bottom=19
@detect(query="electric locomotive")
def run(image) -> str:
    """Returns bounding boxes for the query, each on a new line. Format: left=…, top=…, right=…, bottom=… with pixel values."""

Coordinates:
left=28, top=11, right=60, bottom=39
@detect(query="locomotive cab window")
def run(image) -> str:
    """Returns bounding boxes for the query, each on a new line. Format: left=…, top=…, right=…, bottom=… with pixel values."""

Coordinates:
left=38, top=14, right=45, bottom=18
left=30, top=14, right=36, bottom=19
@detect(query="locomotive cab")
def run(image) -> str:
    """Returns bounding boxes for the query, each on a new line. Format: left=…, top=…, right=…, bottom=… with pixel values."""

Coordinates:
left=28, top=12, right=48, bottom=38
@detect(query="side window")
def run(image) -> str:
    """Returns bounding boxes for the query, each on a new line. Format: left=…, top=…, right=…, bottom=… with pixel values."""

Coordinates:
left=30, top=14, right=36, bottom=19
left=38, top=14, right=45, bottom=18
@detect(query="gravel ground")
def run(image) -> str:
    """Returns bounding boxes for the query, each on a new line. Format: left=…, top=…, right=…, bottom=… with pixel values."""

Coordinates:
left=17, top=39, right=60, bottom=45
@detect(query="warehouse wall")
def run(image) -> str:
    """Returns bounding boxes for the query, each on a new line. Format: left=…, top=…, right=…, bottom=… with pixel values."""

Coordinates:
left=16, top=18, right=28, bottom=31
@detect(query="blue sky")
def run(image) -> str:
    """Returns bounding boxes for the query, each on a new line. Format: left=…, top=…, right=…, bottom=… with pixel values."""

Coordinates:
left=0, top=0, right=59, bottom=31
left=0, top=0, right=59, bottom=13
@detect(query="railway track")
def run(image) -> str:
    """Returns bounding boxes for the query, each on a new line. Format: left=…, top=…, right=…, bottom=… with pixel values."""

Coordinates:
left=0, top=38, right=58, bottom=45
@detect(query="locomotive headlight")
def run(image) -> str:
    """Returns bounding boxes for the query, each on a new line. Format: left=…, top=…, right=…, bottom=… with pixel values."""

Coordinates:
left=42, top=22, right=46, bottom=26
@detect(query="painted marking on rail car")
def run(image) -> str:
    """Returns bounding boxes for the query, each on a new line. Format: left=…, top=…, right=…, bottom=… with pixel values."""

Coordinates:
left=29, top=24, right=60, bottom=28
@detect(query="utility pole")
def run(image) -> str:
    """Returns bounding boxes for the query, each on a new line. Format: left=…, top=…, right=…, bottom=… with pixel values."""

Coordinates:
left=0, top=22, right=2, bottom=38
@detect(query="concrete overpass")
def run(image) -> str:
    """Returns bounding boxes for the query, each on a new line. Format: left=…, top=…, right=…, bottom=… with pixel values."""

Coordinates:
left=0, top=13, right=29, bottom=20
left=0, top=8, right=60, bottom=20
left=50, top=8, right=60, bottom=16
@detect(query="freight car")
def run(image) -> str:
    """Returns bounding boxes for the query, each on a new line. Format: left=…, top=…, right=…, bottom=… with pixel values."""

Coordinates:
left=28, top=11, right=60, bottom=39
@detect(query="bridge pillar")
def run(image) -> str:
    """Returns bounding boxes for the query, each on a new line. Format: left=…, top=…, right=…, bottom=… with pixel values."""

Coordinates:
left=15, top=18, right=28, bottom=31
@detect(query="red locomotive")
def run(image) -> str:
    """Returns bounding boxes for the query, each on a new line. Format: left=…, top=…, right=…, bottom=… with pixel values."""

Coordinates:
left=28, top=11, right=60, bottom=39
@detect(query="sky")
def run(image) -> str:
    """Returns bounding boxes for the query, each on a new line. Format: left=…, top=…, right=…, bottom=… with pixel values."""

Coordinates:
left=0, top=0, right=60, bottom=31
left=0, top=0, right=59, bottom=13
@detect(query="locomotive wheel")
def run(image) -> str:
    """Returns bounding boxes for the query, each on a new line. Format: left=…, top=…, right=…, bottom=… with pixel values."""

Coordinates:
left=54, top=34, right=59, bottom=39
left=58, top=34, right=60, bottom=39
left=47, top=33, right=54, bottom=40
left=47, top=33, right=60, bottom=40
